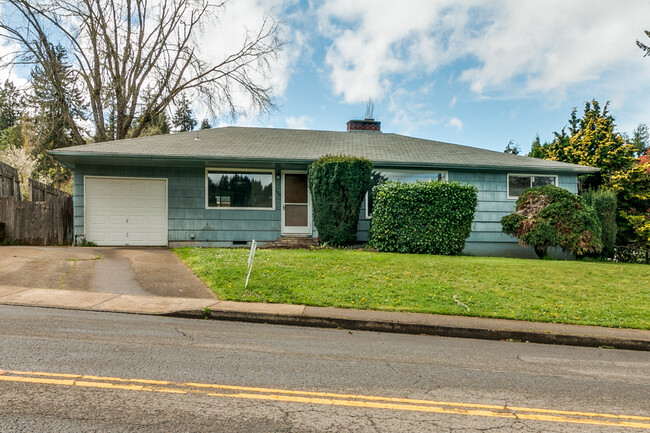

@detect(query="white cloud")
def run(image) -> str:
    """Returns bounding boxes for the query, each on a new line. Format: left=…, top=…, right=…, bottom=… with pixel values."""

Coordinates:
left=285, top=115, right=314, bottom=129
left=316, top=0, right=650, bottom=105
left=387, top=87, right=442, bottom=136
left=449, top=96, right=457, bottom=109
left=0, top=40, right=28, bottom=86
left=318, top=0, right=471, bottom=104
left=161, top=0, right=298, bottom=122
left=458, top=1, right=650, bottom=98
left=447, top=117, right=463, bottom=131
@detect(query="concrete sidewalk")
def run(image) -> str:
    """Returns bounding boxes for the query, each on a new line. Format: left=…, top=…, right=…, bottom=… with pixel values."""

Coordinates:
left=1, top=285, right=648, bottom=351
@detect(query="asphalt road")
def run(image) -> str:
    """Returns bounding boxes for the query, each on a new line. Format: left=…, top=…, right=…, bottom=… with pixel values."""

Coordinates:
left=1, top=305, right=648, bottom=432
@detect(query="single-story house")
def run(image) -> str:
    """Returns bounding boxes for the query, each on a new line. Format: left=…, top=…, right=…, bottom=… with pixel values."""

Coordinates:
left=50, top=119, right=597, bottom=258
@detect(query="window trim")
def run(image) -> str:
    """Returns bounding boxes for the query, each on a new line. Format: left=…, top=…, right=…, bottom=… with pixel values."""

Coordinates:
left=205, top=167, right=276, bottom=210
left=507, top=173, right=558, bottom=200
left=364, top=169, right=448, bottom=219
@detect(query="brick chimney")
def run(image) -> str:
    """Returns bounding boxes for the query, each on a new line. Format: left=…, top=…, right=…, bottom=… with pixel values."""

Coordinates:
left=347, top=119, right=381, bottom=132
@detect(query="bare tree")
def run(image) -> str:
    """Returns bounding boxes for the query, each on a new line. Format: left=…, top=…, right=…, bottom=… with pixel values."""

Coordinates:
left=0, top=0, right=283, bottom=142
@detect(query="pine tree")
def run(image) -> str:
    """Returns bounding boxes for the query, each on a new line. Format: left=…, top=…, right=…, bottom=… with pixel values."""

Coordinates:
left=528, top=135, right=551, bottom=159
left=630, top=123, right=649, bottom=158
left=0, top=80, right=21, bottom=132
left=28, top=44, right=84, bottom=184
left=503, top=140, right=520, bottom=155
left=29, top=44, right=86, bottom=154
left=172, top=94, right=197, bottom=132
left=140, top=111, right=171, bottom=136
left=200, top=118, right=211, bottom=130
left=0, top=80, right=24, bottom=150
left=545, top=100, right=634, bottom=190
left=541, top=100, right=644, bottom=247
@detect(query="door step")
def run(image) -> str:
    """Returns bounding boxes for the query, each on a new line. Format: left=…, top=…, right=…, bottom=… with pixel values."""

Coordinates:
left=260, top=236, right=320, bottom=249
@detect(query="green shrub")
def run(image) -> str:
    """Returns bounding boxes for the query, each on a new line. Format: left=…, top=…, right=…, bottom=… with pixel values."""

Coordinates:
left=501, top=185, right=602, bottom=258
left=582, top=187, right=617, bottom=257
left=369, top=181, right=478, bottom=255
left=308, top=154, right=372, bottom=246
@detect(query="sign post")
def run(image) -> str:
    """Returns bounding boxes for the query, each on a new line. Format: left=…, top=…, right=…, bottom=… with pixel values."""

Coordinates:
left=245, top=240, right=257, bottom=289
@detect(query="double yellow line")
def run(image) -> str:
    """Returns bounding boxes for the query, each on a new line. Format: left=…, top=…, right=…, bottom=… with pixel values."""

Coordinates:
left=1, top=369, right=649, bottom=429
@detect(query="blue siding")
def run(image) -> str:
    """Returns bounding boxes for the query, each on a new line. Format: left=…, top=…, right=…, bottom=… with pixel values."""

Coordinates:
left=449, top=170, right=579, bottom=257
left=356, top=169, right=579, bottom=257
left=73, top=163, right=579, bottom=257
left=73, top=164, right=285, bottom=245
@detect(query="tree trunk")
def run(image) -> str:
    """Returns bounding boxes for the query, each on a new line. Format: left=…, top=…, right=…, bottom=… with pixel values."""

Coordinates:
left=534, top=245, right=547, bottom=259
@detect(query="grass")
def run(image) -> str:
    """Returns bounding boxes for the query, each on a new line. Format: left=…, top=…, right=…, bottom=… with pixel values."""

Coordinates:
left=174, top=247, right=650, bottom=330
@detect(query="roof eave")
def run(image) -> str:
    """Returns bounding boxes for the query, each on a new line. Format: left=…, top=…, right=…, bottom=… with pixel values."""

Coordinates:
left=49, top=151, right=599, bottom=174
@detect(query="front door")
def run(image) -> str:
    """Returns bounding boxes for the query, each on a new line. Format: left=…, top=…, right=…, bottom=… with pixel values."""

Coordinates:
left=282, top=171, right=311, bottom=235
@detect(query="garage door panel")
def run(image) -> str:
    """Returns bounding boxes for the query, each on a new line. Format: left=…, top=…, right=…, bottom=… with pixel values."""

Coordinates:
left=129, top=182, right=146, bottom=193
left=148, top=182, right=166, bottom=194
left=109, top=232, right=126, bottom=242
left=85, top=177, right=167, bottom=246
left=128, top=232, right=145, bottom=243
left=147, top=233, right=164, bottom=243
left=147, top=215, right=164, bottom=226
left=146, top=199, right=165, bottom=209
left=108, top=215, right=125, bottom=225
left=128, top=216, right=146, bottom=226
left=88, top=215, right=106, bottom=225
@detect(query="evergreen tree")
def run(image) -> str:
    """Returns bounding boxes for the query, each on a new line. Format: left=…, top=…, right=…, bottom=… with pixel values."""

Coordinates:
left=545, top=100, right=634, bottom=190
left=0, top=1, right=282, bottom=142
left=0, top=80, right=24, bottom=150
left=29, top=44, right=86, bottom=154
left=28, top=44, right=83, bottom=184
left=0, top=80, right=21, bottom=132
left=539, top=100, right=646, bottom=247
left=503, top=140, right=520, bottom=155
left=528, top=135, right=551, bottom=159
left=172, top=94, right=197, bottom=132
left=200, top=118, right=211, bottom=130
left=630, top=123, right=649, bottom=157
left=140, top=111, right=171, bottom=136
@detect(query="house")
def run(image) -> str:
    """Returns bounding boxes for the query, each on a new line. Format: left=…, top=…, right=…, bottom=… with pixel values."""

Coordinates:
left=50, top=119, right=597, bottom=258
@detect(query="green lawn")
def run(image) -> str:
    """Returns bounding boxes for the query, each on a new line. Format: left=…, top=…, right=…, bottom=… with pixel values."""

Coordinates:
left=174, top=247, right=650, bottom=329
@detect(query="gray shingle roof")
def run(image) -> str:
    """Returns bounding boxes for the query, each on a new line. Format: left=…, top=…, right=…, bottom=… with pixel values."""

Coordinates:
left=50, top=126, right=597, bottom=173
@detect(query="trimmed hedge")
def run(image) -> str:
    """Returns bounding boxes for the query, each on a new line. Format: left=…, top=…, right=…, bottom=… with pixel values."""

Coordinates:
left=582, top=187, right=617, bottom=257
left=308, top=154, right=372, bottom=246
left=369, top=181, right=478, bottom=254
left=501, top=185, right=602, bottom=258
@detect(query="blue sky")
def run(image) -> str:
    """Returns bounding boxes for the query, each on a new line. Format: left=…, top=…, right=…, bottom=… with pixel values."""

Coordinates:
left=228, top=0, right=650, bottom=154
left=2, top=0, right=650, bottom=154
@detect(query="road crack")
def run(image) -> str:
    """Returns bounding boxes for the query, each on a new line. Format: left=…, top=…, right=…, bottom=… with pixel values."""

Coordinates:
left=174, top=328, right=194, bottom=342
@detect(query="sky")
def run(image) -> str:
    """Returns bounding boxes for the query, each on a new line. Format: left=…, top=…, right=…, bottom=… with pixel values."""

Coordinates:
left=3, top=0, right=650, bottom=154
left=225, top=0, right=650, bottom=154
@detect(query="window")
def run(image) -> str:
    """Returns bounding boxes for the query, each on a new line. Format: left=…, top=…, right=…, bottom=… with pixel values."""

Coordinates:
left=366, top=170, right=447, bottom=218
left=206, top=169, right=274, bottom=209
left=507, top=174, right=557, bottom=199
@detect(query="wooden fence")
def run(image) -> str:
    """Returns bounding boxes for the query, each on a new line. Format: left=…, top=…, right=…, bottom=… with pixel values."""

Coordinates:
left=0, top=161, right=20, bottom=199
left=0, top=161, right=73, bottom=245
left=0, top=196, right=73, bottom=245
left=29, top=178, right=71, bottom=202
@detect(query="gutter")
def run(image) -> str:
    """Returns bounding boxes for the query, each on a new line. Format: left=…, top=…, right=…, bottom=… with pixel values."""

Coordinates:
left=49, top=151, right=599, bottom=174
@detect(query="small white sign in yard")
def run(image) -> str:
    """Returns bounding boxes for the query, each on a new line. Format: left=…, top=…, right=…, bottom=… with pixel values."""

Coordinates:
left=245, top=240, right=257, bottom=289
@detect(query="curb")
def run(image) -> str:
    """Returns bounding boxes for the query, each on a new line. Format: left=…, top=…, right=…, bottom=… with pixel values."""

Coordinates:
left=166, top=309, right=650, bottom=352
left=1, top=286, right=647, bottom=351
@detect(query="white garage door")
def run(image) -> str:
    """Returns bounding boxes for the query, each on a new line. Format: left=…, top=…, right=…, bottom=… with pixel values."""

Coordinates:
left=85, top=177, right=168, bottom=246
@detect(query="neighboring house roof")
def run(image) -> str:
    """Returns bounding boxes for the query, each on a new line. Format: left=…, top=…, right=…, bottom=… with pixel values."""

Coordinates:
left=50, top=126, right=597, bottom=173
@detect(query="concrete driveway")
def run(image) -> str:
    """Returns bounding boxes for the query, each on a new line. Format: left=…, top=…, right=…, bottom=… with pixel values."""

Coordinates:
left=0, top=246, right=215, bottom=299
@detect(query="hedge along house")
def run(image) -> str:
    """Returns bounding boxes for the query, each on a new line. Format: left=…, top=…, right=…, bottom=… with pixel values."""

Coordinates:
left=50, top=120, right=597, bottom=258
